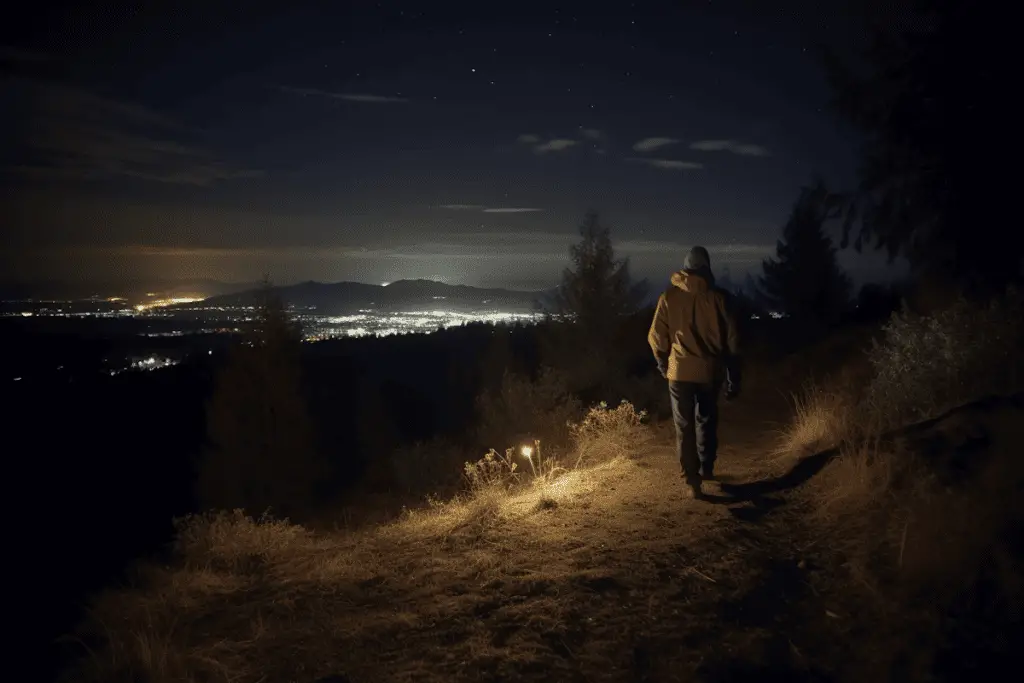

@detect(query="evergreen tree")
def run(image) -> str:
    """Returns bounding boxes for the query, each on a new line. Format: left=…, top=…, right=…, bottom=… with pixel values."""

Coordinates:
left=544, top=211, right=648, bottom=394
left=820, top=1, right=1018, bottom=293
left=196, top=277, right=329, bottom=518
left=552, top=211, right=648, bottom=332
left=759, top=181, right=852, bottom=324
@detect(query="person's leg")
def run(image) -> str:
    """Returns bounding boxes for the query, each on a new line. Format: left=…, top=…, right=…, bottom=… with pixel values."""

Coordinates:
left=668, top=381, right=700, bottom=486
left=694, top=382, right=720, bottom=479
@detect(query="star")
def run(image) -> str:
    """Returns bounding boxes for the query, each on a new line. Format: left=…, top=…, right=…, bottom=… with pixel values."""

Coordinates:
left=471, top=68, right=476, bottom=73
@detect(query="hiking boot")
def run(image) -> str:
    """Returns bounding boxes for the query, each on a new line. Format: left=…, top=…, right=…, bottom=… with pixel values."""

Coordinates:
left=683, top=482, right=704, bottom=500
left=701, top=479, right=722, bottom=496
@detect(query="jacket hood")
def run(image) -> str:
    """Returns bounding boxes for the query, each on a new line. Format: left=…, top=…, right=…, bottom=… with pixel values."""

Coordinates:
left=670, top=268, right=715, bottom=293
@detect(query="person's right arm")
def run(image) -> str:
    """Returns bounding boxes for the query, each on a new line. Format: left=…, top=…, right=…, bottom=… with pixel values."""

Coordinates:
left=648, top=294, right=671, bottom=378
left=720, top=294, right=741, bottom=396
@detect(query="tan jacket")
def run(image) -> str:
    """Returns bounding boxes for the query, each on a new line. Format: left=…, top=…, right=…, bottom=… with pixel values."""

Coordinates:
left=647, top=269, right=740, bottom=384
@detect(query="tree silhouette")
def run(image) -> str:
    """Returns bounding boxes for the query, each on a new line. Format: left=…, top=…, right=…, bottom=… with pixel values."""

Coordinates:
left=545, top=211, right=648, bottom=394
left=196, top=277, right=329, bottom=518
left=760, top=181, right=852, bottom=324
left=552, top=211, right=648, bottom=330
left=820, top=0, right=1018, bottom=293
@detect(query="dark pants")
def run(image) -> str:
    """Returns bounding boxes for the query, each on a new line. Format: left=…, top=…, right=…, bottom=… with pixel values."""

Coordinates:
left=668, top=380, right=719, bottom=485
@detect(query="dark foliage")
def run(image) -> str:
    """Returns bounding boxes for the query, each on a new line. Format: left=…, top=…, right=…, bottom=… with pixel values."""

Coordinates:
left=820, top=0, right=1019, bottom=293
left=759, top=180, right=852, bottom=325
left=196, top=280, right=329, bottom=519
left=544, top=211, right=649, bottom=395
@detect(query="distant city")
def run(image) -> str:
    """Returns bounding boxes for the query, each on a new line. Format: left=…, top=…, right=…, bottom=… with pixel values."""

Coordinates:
left=1, top=282, right=549, bottom=380
left=2, top=278, right=784, bottom=383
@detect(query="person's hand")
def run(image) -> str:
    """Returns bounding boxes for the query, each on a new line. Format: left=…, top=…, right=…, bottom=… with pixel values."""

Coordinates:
left=724, top=387, right=740, bottom=402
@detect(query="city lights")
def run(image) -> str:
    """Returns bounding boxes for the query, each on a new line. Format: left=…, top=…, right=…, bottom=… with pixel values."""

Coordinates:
left=133, top=296, right=205, bottom=312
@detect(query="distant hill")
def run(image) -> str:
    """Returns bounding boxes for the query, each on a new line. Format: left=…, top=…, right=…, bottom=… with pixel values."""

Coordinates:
left=0, top=278, right=257, bottom=301
left=192, top=279, right=560, bottom=315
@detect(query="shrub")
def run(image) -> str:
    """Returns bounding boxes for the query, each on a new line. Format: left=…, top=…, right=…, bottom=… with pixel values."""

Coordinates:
left=463, top=448, right=521, bottom=492
left=862, top=288, right=1024, bottom=430
left=568, top=399, right=650, bottom=467
left=475, top=366, right=582, bottom=455
left=773, top=379, right=854, bottom=461
left=171, top=509, right=311, bottom=572
left=378, top=437, right=470, bottom=496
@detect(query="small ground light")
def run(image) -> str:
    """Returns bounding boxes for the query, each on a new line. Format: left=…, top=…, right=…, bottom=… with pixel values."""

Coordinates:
left=521, top=439, right=541, bottom=476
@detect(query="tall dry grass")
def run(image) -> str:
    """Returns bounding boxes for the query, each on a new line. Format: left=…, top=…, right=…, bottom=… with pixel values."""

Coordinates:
left=773, top=288, right=1024, bottom=674
left=60, top=397, right=653, bottom=683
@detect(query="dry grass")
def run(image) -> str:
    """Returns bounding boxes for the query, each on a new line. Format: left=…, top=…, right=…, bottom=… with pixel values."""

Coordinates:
left=62, top=401, right=677, bottom=683
left=771, top=380, right=854, bottom=464
left=767, top=291, right=1024, bottom=678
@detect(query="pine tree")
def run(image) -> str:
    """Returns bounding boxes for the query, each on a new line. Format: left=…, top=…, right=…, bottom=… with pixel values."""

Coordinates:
left=552, top=211, right=648, bottom=332
left=196, top=277, right=329, bottom=518
left=760, top=181, right=852, bottom=324
left=545, top=212, right=648, bottom=394
left=820, top=1, right=1018, bottom=293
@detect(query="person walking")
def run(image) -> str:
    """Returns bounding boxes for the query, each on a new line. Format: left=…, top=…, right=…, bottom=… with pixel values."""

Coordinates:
left=647, top=246, right=741, bottom=499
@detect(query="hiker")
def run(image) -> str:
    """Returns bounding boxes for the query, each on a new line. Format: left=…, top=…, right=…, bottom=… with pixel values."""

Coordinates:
left=647, top=246, right=741, bottom=500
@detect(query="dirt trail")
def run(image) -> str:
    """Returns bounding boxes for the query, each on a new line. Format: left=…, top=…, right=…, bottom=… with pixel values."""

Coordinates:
left=307, top=395, right=849, bottom=683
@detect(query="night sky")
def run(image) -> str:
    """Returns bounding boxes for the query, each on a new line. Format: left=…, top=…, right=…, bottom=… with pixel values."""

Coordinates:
left=1, top=0, right=902, bottom=292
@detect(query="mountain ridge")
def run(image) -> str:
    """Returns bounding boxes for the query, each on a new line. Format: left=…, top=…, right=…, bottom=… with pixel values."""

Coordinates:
left=195, top=278, right=560, bottom=314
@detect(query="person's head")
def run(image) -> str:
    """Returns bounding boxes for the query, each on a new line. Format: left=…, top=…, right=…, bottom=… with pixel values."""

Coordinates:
left=683, top=246, right=711, bottom=272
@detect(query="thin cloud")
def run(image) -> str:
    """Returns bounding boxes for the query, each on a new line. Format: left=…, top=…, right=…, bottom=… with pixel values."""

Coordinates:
left=13, top=84, right=261, bottom=185
left=534, top=138, right=578, bottom=154
left=626, top=157, right=704, bottom=170
left=580, top=128, right=604, bottom=141
left=632, top=137, right=679, bottom=152
left=281, top=86, right=409, bottom=103
left=516, top=134, right=581, bottom=154
left=690, top=139, right=770, bottom=156
left=435, top=204, right=543, bottom=213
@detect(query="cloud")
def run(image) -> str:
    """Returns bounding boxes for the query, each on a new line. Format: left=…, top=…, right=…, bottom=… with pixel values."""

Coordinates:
left=689, top=139, right=770, bottom=156
left=281, top=86, right=409, bottom=103
left=12, top=84, right=261, bottom=185
left=580, top=128, right=604, bottom=141
left=435, top=204, right=543, bottom=213
left=632, top=137, right=679, bottom=152
left=625, top=157, right=704, bottom=170
left=516, top=134, right=581, bottom=154
left=534, top=138, right=579, bottom=154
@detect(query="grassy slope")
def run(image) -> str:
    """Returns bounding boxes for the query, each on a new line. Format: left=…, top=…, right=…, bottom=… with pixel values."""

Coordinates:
left=65, top=379, right=868, bottom=683
left=61, top=306, right=1024, bottom=683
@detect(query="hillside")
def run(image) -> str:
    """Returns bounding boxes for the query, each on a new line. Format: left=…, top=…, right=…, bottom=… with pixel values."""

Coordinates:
left=192, top=279, right=558, bottom=315
left=61, top=367, right=1024, bottom=683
